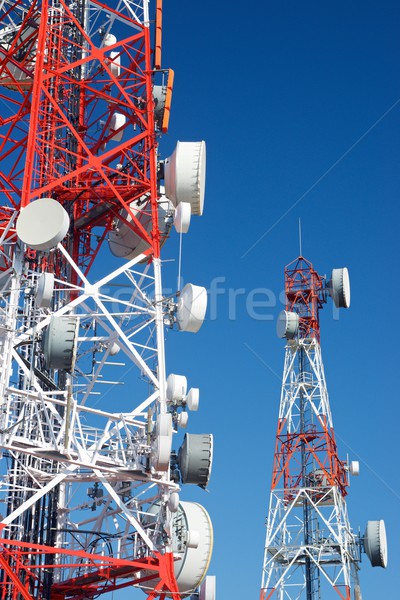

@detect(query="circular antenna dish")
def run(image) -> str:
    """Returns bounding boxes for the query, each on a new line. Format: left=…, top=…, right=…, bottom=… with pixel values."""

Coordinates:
left=178, top=412, right=189, bottom=428
left=168, top=492, right=180, bottom=513
left=174, top=202, right=191, bottom=234
left=177, top=283, right=207, bottom=333
left=349, top=460, right=360, bottom=476
left=109, top=51, right=121, bottom=77
left=200, top=575, right=216, bottom=600
left=36, top=272, right=54, bottom=309
left=156, top=413, right=172, bottom=437
left=330, top=267, right=351, bottom=309
left=109, top=196, right=172, bottom=261
left=16, top=198, right=70, bottom=251
left=144, top=501, right=213, bottom=594
left=164, top=141, right=206, bottom=216
left=364, top=520, right=388, bottom=568
left=186, top=388, right=199, bottom=412
left=276, top=310, right=299, bottom=339
left=178, top=433, right=213, bottom=488
left=109, top=112, right=126, bottom=142
left=42, top=315, right=79, bottom=372
left=103, top=33, right=117, bottom=46
left=109, top=342, right=120, bottom=356
left=166, top=373, right=187, bottom=404
left=151, top=413, right=173, bottom=472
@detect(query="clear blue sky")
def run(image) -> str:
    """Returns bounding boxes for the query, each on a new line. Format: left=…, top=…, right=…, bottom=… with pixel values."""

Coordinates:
left=118, top=1, right=400, bottom=597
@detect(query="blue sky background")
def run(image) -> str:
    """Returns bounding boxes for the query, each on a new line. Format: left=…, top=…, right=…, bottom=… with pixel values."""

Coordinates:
left=118, top=1, right=400, bottom=597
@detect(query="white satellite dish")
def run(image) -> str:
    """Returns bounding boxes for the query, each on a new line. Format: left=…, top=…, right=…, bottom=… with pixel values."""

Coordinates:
left=276, top=310, right=299, bottom=339
left=150, top=413, right=173, bottom=471
left=103, top=33, right=117, bottom=46
left=167, top=491, right=179, bottom=513
left=364, top=520, right=388, bottom=568
left=102, top=34, right=120, bottom=76
left=174, top=201, right=191, bottom=233
left=109, top=195, right=173, bottom=260
left=144, top=501, right=213, bottom=594
left=330, top=267, right=351, bottom=309
left=200, top=575, right=216, bottom=600
left=109, top=51, right=121, bottom=77
left=166, top=373, right=188, bottom=404
left=16, top=198, right=70, bottom=251
left=36, top=272, right=54, bottom=309
left=109, top=342, right=120, bottom=356
left=42, top=315, right=79, bottom=372
left=164, top=141, right=206, bottom=215
left=156, top=413, right=172, bottom=437
left=185, top=387, right=199, bottom=411
left=349, top=461, right=360, bottom=476
left=109, top=112, right=126, bottom=141
left=178, top=412, right=189, bottom=428
left=176, top=283, right=207, bottom=333
left=151, top=434, right=172, bottom=472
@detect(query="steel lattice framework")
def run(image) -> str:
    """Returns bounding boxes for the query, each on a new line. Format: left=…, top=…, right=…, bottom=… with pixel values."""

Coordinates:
left=0, top=0, right=211, bottom=598
left=260, top=257, right=362, bottom=600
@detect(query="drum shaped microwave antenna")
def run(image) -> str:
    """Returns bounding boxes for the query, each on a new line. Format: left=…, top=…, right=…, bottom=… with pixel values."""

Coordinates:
left=329, top=267, right=351, bottom=309
left=109, top=197, right=172, bottom=260
left=16, top=198, right=70, bottom=251
left=145, top=501, right=213, bottom=595
left=364, top=520, right=388, bottom=568
left=36, top=272, right=55, bottom=309
left=42, top=315, right=79, bottom=372
left=176, top=283, right=207, bottom=333
left=164, top=141, right=206, bottom=216
left=178, top=433, right=213, bottom=488
left=276, top=310, right=299, bottom=339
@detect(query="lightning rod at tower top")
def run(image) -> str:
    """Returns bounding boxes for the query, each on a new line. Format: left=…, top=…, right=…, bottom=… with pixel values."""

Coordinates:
left=0, top=0, right=216, bottom=598
left=260, top=255, right=387, bottom=600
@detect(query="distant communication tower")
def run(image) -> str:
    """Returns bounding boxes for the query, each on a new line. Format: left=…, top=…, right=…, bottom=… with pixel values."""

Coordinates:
left=260, top=256, right=387, bottom=600
left=0, top=0, right=215, bottom=599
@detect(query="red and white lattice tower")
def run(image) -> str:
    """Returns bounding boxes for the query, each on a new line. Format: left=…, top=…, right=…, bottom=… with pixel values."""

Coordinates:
left=260, top=256, right=387, bottom=600
left=0, top=0, right=215, bottom=598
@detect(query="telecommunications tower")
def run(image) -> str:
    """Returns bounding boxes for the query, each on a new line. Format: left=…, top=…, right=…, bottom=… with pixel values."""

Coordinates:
left=260, top=256, right=387, bottom=600
left=0, top=0, right=216, bottom=598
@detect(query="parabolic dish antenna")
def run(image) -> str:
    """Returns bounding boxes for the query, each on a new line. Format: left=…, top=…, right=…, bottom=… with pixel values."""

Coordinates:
left=174, top=201, right=191, bottom=233
left=36, top=272, right=55, bottom=309
left=178, top=433, right=213, bottom=488
left=16, top=198, right=70, bottom=251
left=109, top=112, right=126, bottom=142
left=166, top=373, right=187, bottom=404
left=42, top=315, right=79, bottom=372
left=151, top=413, right=173, bottom=472
left=164, top=141, right=206, bottom=216
left=349, top=460, right=360, bottom=476
left=330, top=267, right=351, bottom=309
left=109, top=196, right=172, bottom=260
left=176, top=283, right=207, bottom=333
left=145, top=501, right=213, bottom=595
left=364, top=520, right=388, bottom=568
left=276, top=310, right=299, bottom=339
left=186, top=388, right=199, bottom=411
